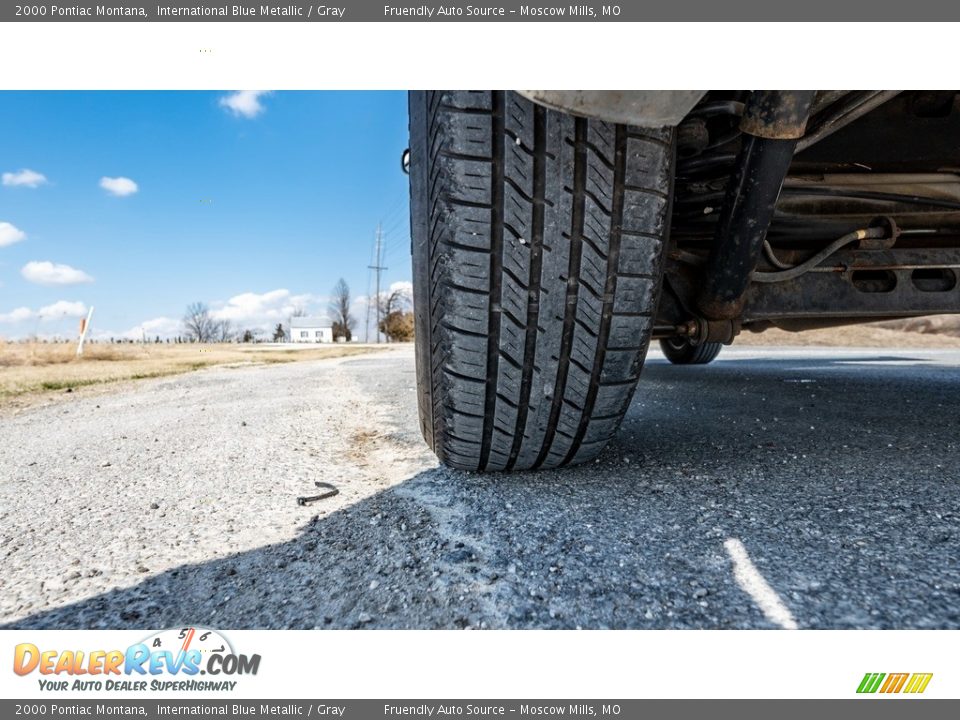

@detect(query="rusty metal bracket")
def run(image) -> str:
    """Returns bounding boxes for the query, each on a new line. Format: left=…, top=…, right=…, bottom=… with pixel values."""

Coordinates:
left=740, top=90, right=815, bottom=140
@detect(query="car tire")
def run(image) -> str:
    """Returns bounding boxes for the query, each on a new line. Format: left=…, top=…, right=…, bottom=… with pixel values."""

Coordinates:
left=659, top=337, right=723, bottom=365
left=409, top=90, right=675, bottom=471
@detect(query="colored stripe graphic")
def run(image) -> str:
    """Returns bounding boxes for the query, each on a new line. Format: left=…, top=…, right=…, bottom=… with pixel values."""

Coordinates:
left=857, top=673, right=885, bottom=693
left=903, top=673, right=933, bottom=694
left=857, top=672, right=932, bottom=694
left=880, top=673, right=909, bottom=693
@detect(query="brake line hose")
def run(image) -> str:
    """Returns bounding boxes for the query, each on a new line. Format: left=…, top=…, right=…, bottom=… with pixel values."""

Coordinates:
left=762, top=240, right=793, bottom=270
left=752, top=227, right=885, bottom=283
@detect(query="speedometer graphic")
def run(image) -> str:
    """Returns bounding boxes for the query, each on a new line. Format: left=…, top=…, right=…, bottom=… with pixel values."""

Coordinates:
left=141, top=627, right=234, bottom=657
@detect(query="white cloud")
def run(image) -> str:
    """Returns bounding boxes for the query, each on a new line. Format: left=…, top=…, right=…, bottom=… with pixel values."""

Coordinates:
left=0, top=307, right=34, bottom=323
left=100, top=176, right=138, bottom=197
left=209, top=288, right=326, bottom=328
left=119, top=316, right=180, bottom=340
left=388, top=280, right=413, bottom=298
left=2, top=169, right=48, bottom=188
left=140, top=316, right=180, bottom=333
left=0, top=301, right=88, bottom=324
left=219, top=90, right=271, bottom=118
left=0, top=221, right=27, bottom=247
left=211, top=289, right=291, bottom=322
left=38, top=300, right=88, bottom=319
left=21, top=260, right=94, bottom=286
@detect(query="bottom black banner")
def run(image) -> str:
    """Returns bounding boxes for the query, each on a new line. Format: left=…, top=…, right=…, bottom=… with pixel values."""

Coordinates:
left=1, top=700, right=956, bottom=719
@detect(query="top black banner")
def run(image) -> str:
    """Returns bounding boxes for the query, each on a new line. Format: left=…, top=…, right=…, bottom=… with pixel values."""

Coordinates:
left=4, top=0, right=958, bottom=21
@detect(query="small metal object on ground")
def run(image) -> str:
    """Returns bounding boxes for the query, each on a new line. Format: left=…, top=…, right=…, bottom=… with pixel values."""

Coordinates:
left=297, top=482, right=339, bottom=506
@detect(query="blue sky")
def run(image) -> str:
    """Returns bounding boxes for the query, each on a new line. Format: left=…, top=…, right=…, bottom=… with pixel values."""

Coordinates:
left=0, top=91, right=411, bottom=340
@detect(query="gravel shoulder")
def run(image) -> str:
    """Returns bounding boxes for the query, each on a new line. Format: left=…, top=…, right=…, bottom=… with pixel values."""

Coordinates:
left=2, top=345, right=959, bottom=629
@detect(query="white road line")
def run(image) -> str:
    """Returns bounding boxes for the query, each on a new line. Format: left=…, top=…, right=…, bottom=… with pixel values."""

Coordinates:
left=724, top=538, right=799, bottom=630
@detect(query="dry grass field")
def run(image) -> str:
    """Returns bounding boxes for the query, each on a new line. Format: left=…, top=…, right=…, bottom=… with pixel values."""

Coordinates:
left=0, top=341, right=382, bottom=402
left=3, top=317, right=960, bottom=406
left=736, top=322, right=960, bottom=348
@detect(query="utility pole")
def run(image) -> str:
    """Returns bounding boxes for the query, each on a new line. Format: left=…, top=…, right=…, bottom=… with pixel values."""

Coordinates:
left=364, top=274, right=371, bottom=343
left=368, top=222, right=387, bottom=343
left=364, top=246, right=373, bottom=343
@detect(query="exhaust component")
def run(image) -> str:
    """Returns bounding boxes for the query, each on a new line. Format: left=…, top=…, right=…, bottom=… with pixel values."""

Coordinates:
left=697, top=90, right=816, bottom=320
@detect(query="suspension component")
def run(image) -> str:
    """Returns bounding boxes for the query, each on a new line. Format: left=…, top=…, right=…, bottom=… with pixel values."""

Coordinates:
left=697, top=90, right=816, bottom=320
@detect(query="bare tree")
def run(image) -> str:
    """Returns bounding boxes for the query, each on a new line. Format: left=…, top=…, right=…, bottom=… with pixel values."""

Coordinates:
left=329, top=277, right=354, bottom=342
left=183, top=302, right=215, bottom=343
left=379, top=287, right=411, bottom=321
left=213, top=319, right=234, bottom=343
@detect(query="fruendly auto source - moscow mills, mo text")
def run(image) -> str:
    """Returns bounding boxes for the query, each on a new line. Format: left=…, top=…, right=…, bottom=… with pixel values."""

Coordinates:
left=383, top=4, right=620, bottom=17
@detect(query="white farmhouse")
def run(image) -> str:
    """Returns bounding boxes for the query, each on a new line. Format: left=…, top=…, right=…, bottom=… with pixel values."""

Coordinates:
left=289, top=315, right=334, bottom=343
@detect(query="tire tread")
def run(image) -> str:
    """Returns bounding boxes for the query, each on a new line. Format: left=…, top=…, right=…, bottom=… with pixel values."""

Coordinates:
left=411, top=91, right=673, bottom=471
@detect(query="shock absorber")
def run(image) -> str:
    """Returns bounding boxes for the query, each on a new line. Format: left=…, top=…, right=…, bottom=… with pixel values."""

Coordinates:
left=697, top=90, right=816, bottom=320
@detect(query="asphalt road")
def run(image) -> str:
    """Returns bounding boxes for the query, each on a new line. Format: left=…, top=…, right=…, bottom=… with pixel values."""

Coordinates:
left=2, top=345, right=960, bottom=629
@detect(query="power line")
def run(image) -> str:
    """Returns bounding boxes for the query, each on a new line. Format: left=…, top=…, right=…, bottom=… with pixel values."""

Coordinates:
left=379, top=192, right=407, bottom=227
left=381, top=236, right=408, bottom=256
left=380, top=214, right=407, bottom=239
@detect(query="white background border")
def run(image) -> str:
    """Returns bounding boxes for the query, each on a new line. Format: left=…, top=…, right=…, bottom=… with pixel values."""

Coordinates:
left=1, top=19, right=957, bottom=701
left=1, top=22, right=958, bottom=90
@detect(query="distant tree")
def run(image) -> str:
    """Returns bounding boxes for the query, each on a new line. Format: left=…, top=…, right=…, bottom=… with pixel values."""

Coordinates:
left=376, top=286, right=412, bottom=342
left=213, top=319, right=234, bottom=343
left=379, top=310, right=415, bottom=342
left=329, top=277, right=354, bottom=342
left=379, top=288, right=407, bottom=320
left=272, top=323, right=286, bottom=343
left=241, top=329, right=255, bottom=343
left=183, top=302, right=215, bottom=342
left=378, top=287, right=414, bottom=343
